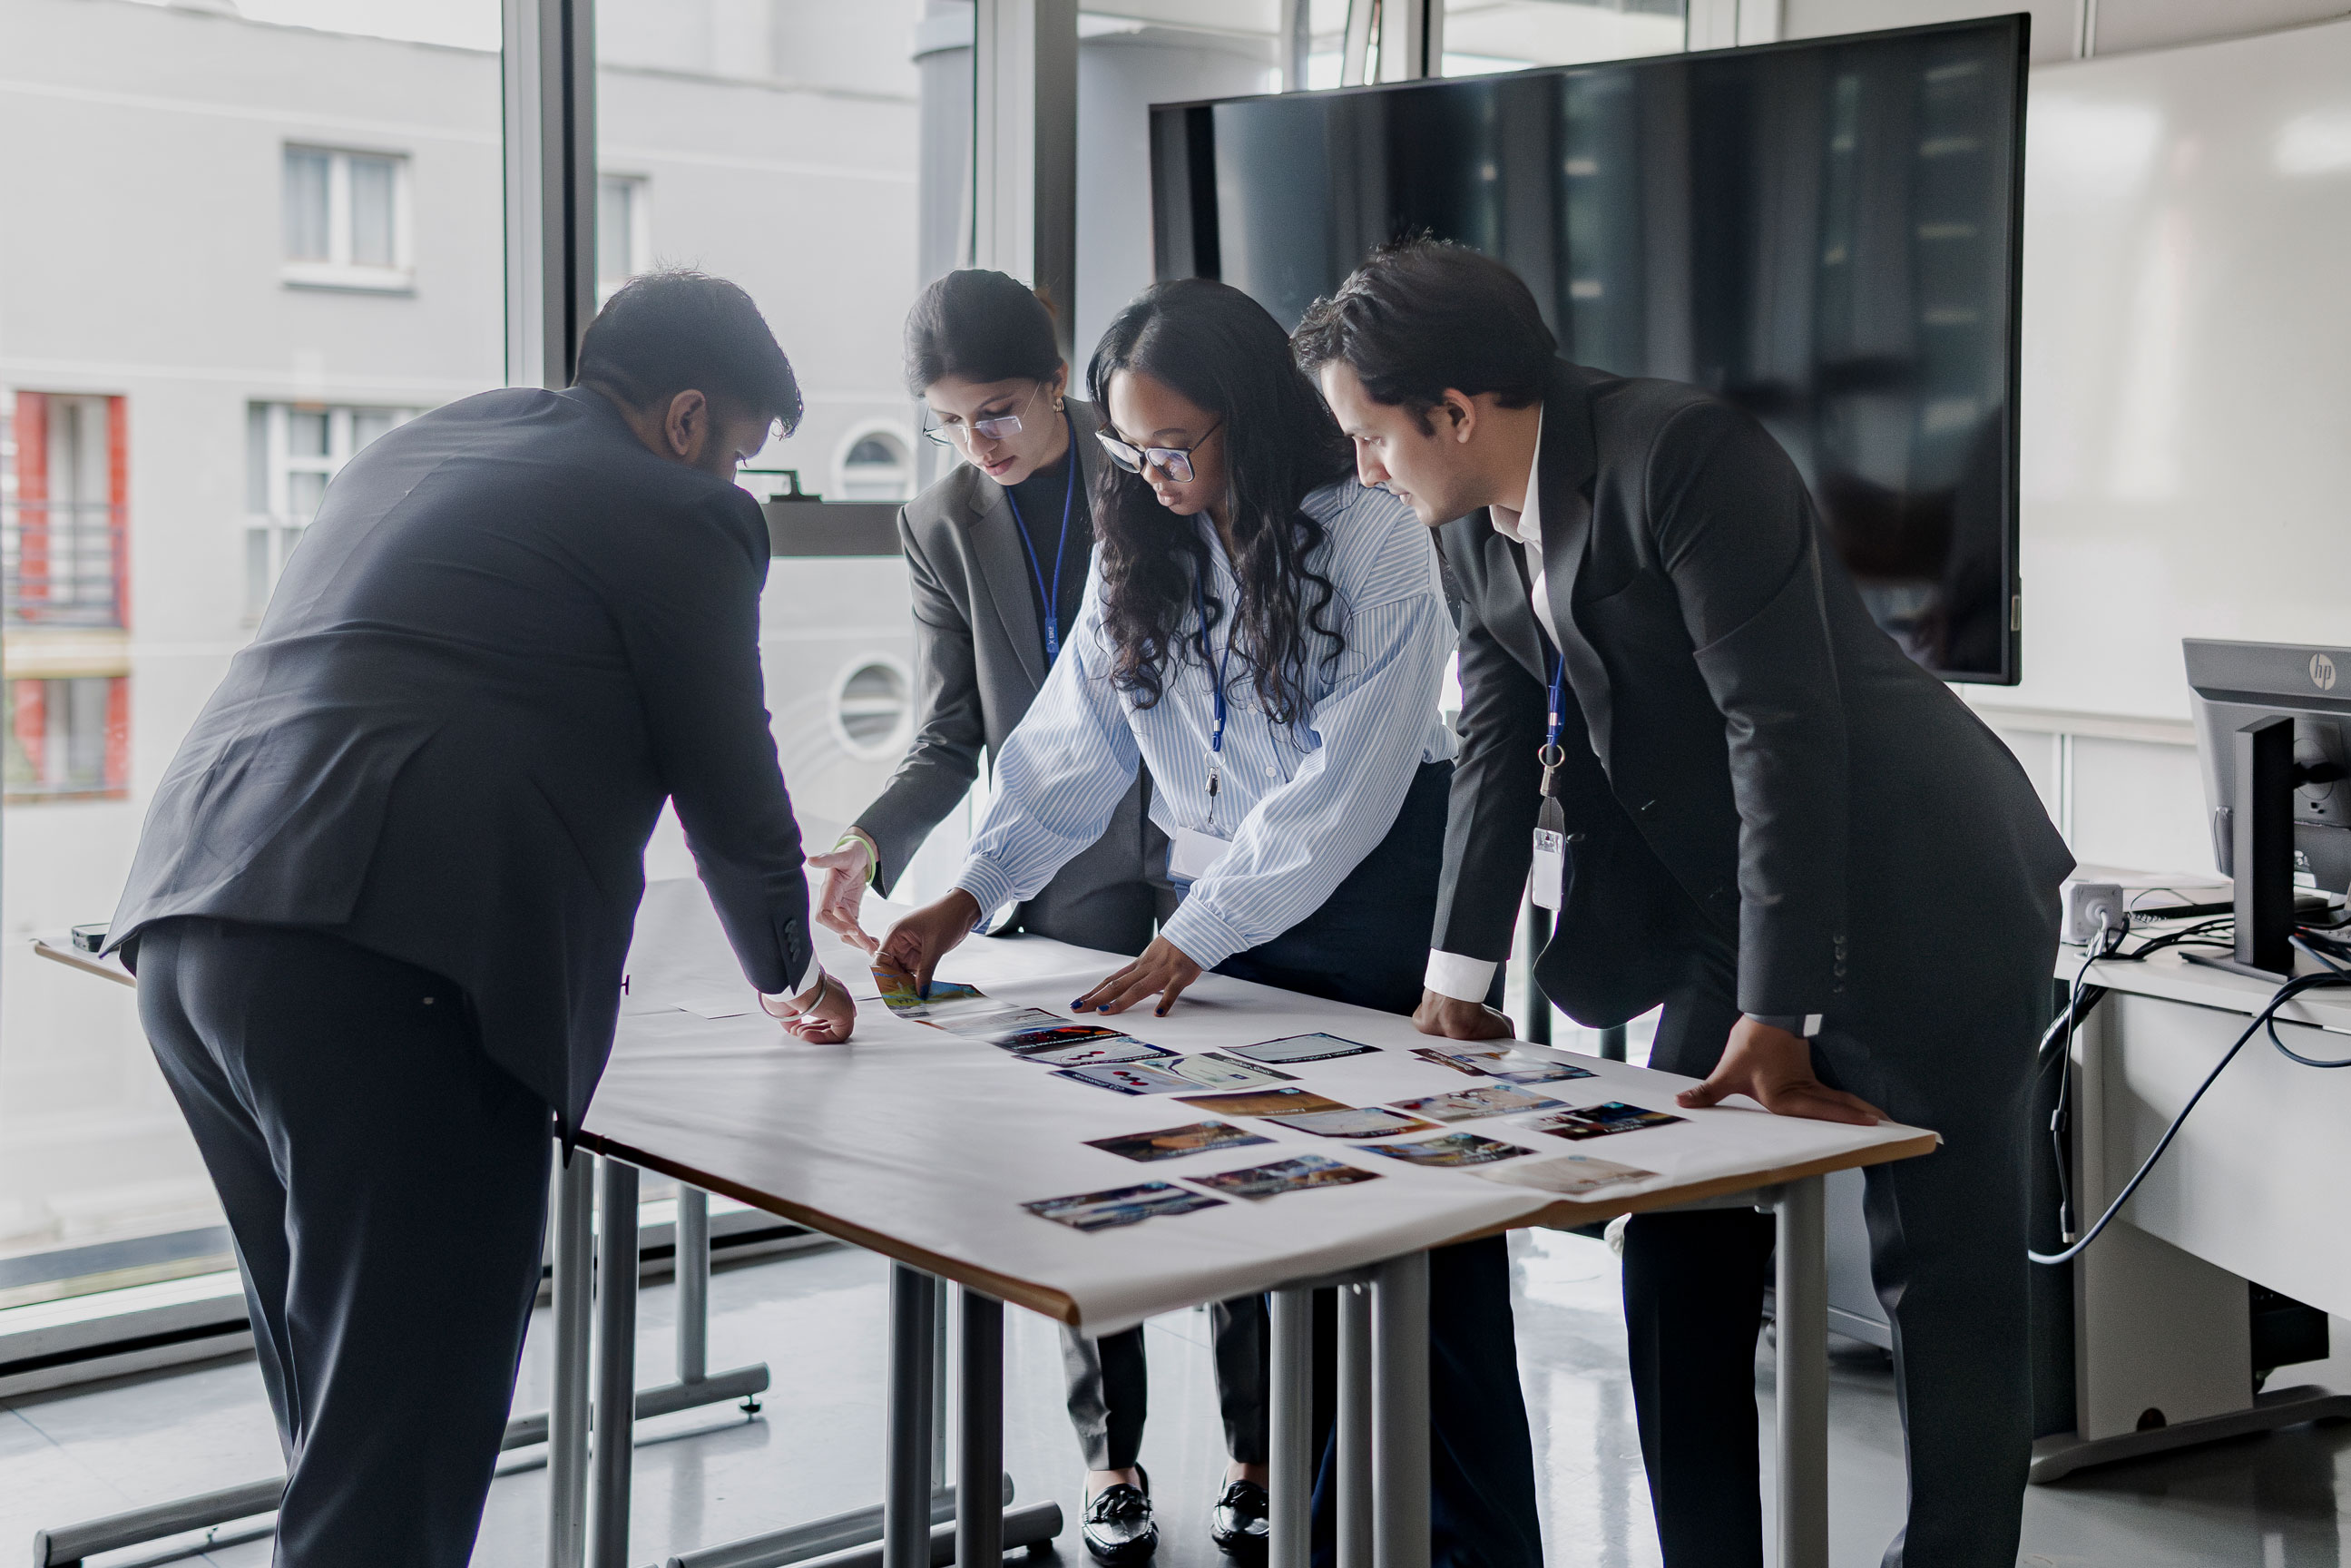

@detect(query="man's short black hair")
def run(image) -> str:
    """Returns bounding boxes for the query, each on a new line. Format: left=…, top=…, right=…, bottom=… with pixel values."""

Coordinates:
left=1293, top=238, right=1556, bottom=427
left=574, top=270, right=804, bottom=432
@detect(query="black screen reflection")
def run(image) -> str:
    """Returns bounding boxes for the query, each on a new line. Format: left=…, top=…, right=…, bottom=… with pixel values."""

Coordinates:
left=1154, top=19, right=2024, bottom=682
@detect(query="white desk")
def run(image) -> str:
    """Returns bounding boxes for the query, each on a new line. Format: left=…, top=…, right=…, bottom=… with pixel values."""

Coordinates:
left=555, top=879, right=1940, bottom=1568
left=2036, top=938, right=2351, bottom=1480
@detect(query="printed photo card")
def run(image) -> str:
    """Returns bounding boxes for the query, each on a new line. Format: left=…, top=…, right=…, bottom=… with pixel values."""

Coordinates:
left=1519, top=1102, right=1687, bottom=1142
left=1086, top=1122, right=1275, bottom=1162
left=1024, top=1182, right=1226, bottom=1231
left=1186, top=1154, right=1380, bottom=1201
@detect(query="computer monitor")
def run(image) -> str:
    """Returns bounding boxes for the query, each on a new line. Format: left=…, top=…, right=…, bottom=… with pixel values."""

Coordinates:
left=2183, top=637, right=2351, bottom=974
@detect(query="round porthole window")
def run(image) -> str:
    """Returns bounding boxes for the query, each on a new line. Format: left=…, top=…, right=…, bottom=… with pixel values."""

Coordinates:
left=828, top=654, right=914, bottom=762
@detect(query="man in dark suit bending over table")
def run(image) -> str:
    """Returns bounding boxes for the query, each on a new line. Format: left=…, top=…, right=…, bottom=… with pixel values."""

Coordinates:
left=105, top=271, right=853, bottom=1564
left=1297, top=240, right=2072, bottom=1568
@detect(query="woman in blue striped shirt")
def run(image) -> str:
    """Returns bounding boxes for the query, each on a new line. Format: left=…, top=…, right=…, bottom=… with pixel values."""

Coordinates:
left=880, top=279, right=1543, bottom=1568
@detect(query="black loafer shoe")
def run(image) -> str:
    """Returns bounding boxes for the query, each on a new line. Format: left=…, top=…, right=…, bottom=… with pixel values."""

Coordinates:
left=1082, top=1469, right=1159, bottom=1564
left=1209, top=1478, right=1269, bottom=1557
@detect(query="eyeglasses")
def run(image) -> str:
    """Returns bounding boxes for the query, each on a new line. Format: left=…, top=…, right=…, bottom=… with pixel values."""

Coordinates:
left=922, top=385, right=1042, bottom=449
left=1095, top=420, right=1223, bottom=485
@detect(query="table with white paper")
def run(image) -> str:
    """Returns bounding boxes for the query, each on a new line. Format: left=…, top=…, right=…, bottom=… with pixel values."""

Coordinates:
left=549, top=878, right=1939, bottom=1568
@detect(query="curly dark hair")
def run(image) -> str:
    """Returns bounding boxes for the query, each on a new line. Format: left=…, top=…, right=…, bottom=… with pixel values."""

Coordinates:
left=1086, top=279, right=1354, bottom=724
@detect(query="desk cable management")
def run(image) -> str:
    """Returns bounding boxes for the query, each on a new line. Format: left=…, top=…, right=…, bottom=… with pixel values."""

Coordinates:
left=2031, top=904, right=2351, bottom=1267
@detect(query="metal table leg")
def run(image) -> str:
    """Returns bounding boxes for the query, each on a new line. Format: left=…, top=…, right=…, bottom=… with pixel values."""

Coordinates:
left=549, top=1147, right=596, bottom=1568
left=884, top=1264, right=938, bottom=1568
left=1368, top=1253, right=1430, bottom=1568
left=678, top=1185, right=710, bottom=1385
left=1775, top=1177, right=1828, bottom=1568
left=1269, top=1288, right=1314, bottom=1568
left=933, top=1275, right=952, bottom=1489
left=955, top=1289, right=1004, bottom=1568
left=588, top=1157, right=642, bottom=1568
left=1337, top=1283, right=1372, bottom=1568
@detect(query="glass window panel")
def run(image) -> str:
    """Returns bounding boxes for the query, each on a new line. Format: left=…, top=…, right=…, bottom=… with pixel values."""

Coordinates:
left=595, top=2, right=927, bottom=861
left=61, top=678, right=109, bottom=789
left=4, top=0, right=504, bottom=1265
left=348, top=155, right=397, bottom=266
left=289, top=409, right=330, bottom=458
left=246, top=404, right=269, bottom=512
left=352, top=408, right=397, bottom=448
left=283, top=148, right=331, bottom=259
left=245, top=526, right=271, bottom=615
left=287, top=469, right=328, bottom=520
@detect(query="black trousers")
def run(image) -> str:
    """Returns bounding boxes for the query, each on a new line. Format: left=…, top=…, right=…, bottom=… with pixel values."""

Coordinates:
left=1062, top=1298, right=1271, bottom=1471
left=1220, top=762, right=1546, bottom=1568
left=134, top=918, right=552, bottom=1568
left=1621, top=898, right=2058, bottom=1568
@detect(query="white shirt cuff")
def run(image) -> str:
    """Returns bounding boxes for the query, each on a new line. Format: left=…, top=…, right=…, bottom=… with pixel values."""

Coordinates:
left=1423, top=949, right=1498, bottom=1004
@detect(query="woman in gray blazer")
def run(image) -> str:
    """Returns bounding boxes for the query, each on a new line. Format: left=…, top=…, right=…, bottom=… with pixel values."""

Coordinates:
left=807, top=270, right=1256, bottom=1565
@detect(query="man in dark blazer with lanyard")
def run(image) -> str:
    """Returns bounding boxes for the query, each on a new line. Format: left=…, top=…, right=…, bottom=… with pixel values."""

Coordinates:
left=1298, top=240, right=2072, bottom=1568
left=106, top=272, right=852, bottom=1565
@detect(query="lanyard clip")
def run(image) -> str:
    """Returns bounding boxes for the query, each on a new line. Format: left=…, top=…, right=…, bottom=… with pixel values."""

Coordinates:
left=1537, top=741, right=1566, bottom=800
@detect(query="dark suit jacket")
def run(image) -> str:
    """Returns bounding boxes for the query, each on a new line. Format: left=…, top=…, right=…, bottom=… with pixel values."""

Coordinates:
left=108, top=386, right=816, bottom=1132
left=1435, top=360, right=2071, bottom=1028
left=856, top=399, right=1166, bottom=951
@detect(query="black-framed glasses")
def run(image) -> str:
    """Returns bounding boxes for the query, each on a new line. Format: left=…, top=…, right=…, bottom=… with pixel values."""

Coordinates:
left=922, top=384, right=1043, bottom=448
left=1095, top=420, right=1222, bottom=485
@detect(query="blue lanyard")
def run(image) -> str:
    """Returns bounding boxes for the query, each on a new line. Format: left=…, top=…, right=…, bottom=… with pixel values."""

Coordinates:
left=1540, top=643, right=1567, bottom=799
left=1193, top=572, right=1231, bottom=817
left=1001, top=407, right=1077, bottom=664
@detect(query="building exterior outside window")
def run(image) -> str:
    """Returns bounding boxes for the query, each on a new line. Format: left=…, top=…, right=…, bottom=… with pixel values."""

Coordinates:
left=281, top=145, right=413, bottom=291
left=3, top=393, right=126, bottom=629
left=244, top=403, right=413, bottom=617
left=5, top=676, right=127, bottom=802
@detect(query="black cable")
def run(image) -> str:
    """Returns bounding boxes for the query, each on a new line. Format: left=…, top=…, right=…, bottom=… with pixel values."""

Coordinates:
left=2031, top=965, right=2349, bottom=1266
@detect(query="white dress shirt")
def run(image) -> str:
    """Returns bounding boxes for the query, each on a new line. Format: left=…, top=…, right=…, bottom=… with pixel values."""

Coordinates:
left=1422, top=414, right=1548, bottom=1006
left=954, top=480, right=1455, bottom=972
left=1415, top=416, right=1823, bottom=1037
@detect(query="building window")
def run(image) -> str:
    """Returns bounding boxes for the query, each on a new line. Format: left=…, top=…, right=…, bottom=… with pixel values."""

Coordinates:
left=5, top=675, right=128, bottom=802
left=282, top=146, right=413, bottom=291
left=245, top=403, right=413, bottom=617
left=598, top=174, right=649, bottom=300
left=836, top=426, right=914, bottom=502
left=2, top=392, right=127, bottom=628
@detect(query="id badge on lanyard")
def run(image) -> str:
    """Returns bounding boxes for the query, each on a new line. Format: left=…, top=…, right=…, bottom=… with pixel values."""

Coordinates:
left=1532, top=652, right=1571, bottom=912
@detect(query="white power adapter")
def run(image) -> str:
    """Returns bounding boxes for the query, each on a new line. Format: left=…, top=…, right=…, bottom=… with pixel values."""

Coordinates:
left=2061, top=879, right=2128, bottom=949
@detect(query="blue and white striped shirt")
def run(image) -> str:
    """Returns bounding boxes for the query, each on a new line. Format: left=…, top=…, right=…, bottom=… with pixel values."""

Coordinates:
left=954, top=481, right=1455, bottom=971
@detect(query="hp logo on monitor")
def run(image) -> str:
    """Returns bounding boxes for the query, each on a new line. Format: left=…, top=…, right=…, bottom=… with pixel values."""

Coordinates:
left=2313, top=652, right=2337, bottom=691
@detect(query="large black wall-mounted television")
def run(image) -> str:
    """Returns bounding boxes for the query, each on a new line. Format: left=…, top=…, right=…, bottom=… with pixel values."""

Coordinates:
left=1150, top=17, right=2030, bottom=684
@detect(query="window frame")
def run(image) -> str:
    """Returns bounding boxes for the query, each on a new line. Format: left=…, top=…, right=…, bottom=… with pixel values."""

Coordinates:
left=244, top=402, right=416, bottom=620
left=280, top=143, right=417, bottom=295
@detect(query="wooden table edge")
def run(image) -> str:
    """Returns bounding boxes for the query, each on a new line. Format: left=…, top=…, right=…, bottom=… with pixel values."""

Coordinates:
left=32, top=937, right=135, bottom=989
left=575, top=1126, right=1941, bottom=1328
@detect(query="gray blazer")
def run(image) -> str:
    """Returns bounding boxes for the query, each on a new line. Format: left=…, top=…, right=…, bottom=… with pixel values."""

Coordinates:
left=856, top=399, right=1167, bottom=955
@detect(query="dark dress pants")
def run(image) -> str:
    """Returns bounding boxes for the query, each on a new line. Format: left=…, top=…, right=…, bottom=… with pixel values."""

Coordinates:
left=1219, top=761, right=1545, bottom=1568
left=133, top=917, right=552, bottom=1568
left=1620, top=895, right=2057, bottom=1568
